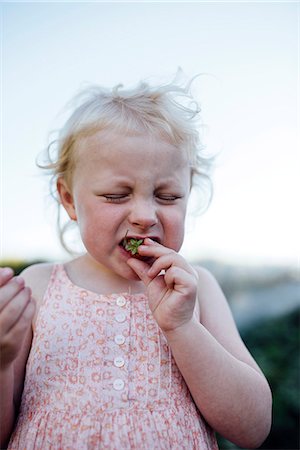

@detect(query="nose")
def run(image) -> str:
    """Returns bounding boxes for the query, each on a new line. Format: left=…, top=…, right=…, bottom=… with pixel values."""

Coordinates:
left=128, top=198, right=158, bottom=230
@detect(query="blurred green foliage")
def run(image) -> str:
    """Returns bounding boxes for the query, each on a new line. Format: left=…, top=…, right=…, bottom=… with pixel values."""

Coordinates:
left=217, top=308, right=300, bottom=450
left=1, top=260, right=299, bottom=449
left=0, top=260, right=45, bottom=276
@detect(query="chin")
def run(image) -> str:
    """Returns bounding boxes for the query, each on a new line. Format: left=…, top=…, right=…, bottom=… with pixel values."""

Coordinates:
left=126, top=272, right=141, bottom=282
left=122, top=266, right=141, bottom=282
left=111, top=263, right=141, bottom=282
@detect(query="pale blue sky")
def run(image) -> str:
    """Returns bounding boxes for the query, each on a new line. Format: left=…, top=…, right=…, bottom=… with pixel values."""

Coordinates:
left=1, top=1, right=299, bottom=267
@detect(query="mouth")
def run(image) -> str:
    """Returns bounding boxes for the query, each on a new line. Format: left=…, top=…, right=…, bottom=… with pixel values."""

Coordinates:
left=119, top=233, right=160, bottom=258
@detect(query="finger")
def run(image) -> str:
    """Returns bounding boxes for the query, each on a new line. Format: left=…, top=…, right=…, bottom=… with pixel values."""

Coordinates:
left=0, top=277, right=26, bottom=312
left=0, top=267, right=14, bottom=287
left=5, top=297, right=35, bottom=341
left=1, top=300, right=35, bottom=365
left=0, top=286, right=32, bottom=335
left=138, top=239, right=171, bottom=259
left=147, top=252, right=195, bottom=280
left=147, top=255, right=174, bottom=279
left=139, top=241, right=193, bottom=271
left=164, top=266, right=180, bottom=288
left=164, top=267, right=197, bottom=296
left=126, top=257, right=153, bottom=286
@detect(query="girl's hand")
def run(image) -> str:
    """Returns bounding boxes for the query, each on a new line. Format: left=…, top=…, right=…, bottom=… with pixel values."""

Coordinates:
left=0, top=268, right=35, bottom=370
left=127, top=239, right=198, bottom=333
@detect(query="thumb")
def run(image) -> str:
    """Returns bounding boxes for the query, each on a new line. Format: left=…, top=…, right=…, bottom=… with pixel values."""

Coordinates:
left=126, top=258, right=152, bottom=286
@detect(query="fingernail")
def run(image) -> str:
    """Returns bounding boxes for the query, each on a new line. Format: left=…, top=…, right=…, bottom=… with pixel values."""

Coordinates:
left=1, top=267, right=13, bottom=277
left=15, top=276, right=25, bottom=285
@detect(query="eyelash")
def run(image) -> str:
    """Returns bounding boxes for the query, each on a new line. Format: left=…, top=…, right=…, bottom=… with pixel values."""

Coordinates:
left=156, top=195, right=179, bottom=203
left=103, top=195, right=128, bottom=203
left=103, top=194, right=181, bottom=204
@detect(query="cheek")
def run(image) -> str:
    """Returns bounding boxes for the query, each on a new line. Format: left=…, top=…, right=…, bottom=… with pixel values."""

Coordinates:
left=73, top=200, right=102, bottom=244
left=163, top=211, right=186, bottom=251
left=76, top=203, right=122, bottom=243
left=77, top=218, right=111, bottom=260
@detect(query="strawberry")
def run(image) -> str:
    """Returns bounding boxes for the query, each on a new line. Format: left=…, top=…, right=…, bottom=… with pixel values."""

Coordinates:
left=124, top=238, right=144, bottom=255
left=122, top=231, right=144, bottom=256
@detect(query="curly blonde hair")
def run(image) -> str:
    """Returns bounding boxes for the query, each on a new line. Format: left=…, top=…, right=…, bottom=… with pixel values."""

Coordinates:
left=39, top=72, right=213, bottom=252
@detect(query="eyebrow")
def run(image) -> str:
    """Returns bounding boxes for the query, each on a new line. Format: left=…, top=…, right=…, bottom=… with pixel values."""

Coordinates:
left=156, top=177, right=187, bottom=189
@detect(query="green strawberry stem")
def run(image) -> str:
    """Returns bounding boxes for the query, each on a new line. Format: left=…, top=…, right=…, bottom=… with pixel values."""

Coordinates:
left=123, top=230, right=144, bottom=255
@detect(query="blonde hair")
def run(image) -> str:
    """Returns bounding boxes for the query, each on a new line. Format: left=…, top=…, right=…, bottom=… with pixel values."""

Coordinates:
left=39, top=72, right=213, bottom=252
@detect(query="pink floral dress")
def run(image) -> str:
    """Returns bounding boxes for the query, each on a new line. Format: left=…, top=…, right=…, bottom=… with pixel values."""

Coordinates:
left=8, top=264, right=218, bottom=450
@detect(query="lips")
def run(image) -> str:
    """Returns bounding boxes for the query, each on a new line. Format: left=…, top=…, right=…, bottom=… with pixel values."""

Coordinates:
left=121, top=235, right=160, bottom=247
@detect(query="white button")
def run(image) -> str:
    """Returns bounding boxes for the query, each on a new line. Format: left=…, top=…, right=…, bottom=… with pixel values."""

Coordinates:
left=114, top=356, right=125, bottom=368
left=115, top=313, right=126, bottom=323
left=113, top=379, right=125, bottom=390
left=114, top=334, right=125, bottom=345
left=116, top=296, right=126, bottom=307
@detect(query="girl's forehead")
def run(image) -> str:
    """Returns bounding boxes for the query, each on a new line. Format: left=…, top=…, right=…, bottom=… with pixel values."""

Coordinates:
left=75, top=129, right=189, bottom=166
left=71, top=129, right=192, bottom=192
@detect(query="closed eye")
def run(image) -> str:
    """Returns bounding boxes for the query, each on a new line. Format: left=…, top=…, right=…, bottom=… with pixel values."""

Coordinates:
left=156, top=194, right=181, bottom=203
left=103, top=194, right=129, bottom=203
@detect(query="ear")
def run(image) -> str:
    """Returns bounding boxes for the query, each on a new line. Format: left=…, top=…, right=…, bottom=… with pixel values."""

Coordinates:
left=57, top=177, right=77, bottom=221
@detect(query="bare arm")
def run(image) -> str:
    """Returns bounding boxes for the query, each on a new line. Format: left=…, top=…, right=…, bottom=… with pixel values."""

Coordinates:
left=128, top=241, right=272, bottom=449
left=165, top=268, right=272, bottom=448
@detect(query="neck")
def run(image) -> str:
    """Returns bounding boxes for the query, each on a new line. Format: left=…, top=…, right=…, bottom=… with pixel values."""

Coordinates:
left=67, top=253, right=146, bottom=295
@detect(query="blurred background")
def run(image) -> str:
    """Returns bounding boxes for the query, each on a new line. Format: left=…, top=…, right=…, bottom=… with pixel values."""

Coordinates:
left=1, top=2, right=299, bottom=449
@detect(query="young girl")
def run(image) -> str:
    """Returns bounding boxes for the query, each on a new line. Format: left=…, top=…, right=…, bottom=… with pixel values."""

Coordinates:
left=0, top=76, right=272, bottom=449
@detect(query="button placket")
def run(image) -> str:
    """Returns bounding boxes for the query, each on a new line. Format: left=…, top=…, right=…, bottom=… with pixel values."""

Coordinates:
left=112, top=296, right=128, bottom=393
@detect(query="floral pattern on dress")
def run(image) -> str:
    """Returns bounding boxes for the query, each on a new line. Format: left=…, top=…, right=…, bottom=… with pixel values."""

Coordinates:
left=8, top=264, right=218, bottom=450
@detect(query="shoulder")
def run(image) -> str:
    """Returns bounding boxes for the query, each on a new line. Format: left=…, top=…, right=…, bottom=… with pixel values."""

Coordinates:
left=193, top=265, right=226, bottom=310
left=21, top=262, right=54, bottom=286
left=193, top=265, right=220, bottom=289
left=193, top=264, right=236, bottom=332
left=20, top=262, right=56, bottom=308
left=192, top=264, right=262, bottom=372
left=193, top=265, right=239, bottom=339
